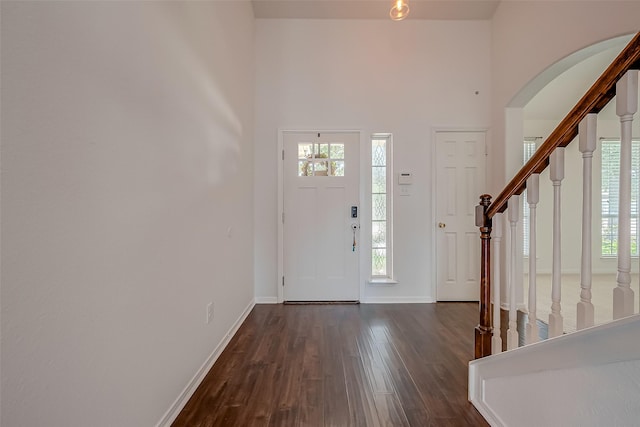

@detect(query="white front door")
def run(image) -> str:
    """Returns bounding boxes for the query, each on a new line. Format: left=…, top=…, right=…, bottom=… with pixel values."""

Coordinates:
left=435, top=131, right=486, bottom=301
left=283, top=131, right=360, bottom=301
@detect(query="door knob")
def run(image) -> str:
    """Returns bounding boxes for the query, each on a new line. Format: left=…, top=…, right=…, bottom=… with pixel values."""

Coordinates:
left=438, top=222, right=446, bottom=228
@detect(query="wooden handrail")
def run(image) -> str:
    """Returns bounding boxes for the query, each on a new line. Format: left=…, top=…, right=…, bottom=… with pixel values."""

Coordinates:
left=487, top=32, right=640, bottom=219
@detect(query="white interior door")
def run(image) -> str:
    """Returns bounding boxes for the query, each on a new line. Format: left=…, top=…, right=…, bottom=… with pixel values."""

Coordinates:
left=435, top=131, right=486, bottom=301
left=283, top=131, right=360, bottom=301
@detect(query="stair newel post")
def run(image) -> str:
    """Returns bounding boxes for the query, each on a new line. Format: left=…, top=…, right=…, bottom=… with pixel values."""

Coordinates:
left=526, top=174, right=540, bottom=344
left=614, top=70, right=638, bottom=319
left=578, top=114, right=597, bottom=329
left=491, top=213, right=503, bottom=354
left=475, top=194, right=493, bottom=359
left=507, top=196, right=520, bottom=350
left=549, top=147, right=565, bottom=337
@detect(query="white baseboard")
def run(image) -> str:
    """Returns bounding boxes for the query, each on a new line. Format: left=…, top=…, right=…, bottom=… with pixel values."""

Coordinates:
left=254, top=296, right=278, bottom=304
left=360, top=296, right=435, bottom=304
left=156, top=299, right=255, bottom=427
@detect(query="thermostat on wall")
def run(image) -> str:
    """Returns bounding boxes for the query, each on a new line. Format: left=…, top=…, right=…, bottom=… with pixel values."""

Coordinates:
left=398, top=172, right=413, bottom=185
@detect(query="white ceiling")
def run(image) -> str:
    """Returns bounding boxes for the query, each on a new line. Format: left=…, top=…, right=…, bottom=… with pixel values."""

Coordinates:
left=251, top=0, right=500, bottom=20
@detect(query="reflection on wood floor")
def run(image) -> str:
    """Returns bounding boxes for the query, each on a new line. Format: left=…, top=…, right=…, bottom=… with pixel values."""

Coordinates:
left=172, top=303, right=488, bottom=427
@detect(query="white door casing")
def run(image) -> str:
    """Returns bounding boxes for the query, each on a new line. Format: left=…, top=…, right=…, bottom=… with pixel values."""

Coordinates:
left=281, top=131, right=360, bottom=301
left=435, top=131, right=486, bottom=301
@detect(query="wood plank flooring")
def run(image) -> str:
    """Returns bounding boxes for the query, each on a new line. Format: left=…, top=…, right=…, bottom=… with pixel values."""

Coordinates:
left=172, top=303, right=488, bottom=427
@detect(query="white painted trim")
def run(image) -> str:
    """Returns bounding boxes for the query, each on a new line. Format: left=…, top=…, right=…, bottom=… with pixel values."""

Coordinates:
left=367, top=278, right=399, bottom=285
left=359, top=131, right=368, bottom=302
left=156, top=299, right=255, bottom=427
left=431, top=129, right=438, bottom=301
left=277, top=130, right=284, bottom=303
left=361, top=296, right=435, bottom=304
left=277, top=129, right=364, bottom=303
left=431, top=127, right=489, bottom=302
left=255, top=296, right=278, bottom=304
left=469, top=314, right=640, bottom=427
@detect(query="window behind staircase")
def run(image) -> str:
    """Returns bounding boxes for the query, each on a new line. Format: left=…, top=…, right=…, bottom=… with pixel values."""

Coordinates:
left=601, top=139, right=640, bottom=257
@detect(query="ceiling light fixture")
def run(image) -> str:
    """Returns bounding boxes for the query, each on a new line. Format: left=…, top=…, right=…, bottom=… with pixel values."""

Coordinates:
left=390, top=0, right=410, bottom=21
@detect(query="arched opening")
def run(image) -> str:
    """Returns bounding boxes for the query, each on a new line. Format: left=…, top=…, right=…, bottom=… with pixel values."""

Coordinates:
left=504, top=33, right=639, bottom=330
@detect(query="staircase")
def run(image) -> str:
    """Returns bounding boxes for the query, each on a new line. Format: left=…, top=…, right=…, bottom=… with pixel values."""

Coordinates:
left=469, top=32, right=640, bottom=426
left=470, top=314, right=640, bottom=426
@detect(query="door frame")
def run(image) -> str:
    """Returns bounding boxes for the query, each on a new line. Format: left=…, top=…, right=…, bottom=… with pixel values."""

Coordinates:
left=277, top=129, right=364, bottom=303
left=431, top=127, right=489, bottom=301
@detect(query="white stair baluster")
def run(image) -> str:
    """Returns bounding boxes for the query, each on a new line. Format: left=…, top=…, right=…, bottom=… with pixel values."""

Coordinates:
left=526, top=174, right=539, bottom=344
left=549, top=148, right=565, bottom=338
left=492, top=213, right=503, bottom=354
left=507, top=196, right=519, bottom=350
left=614, top=70, right=638, bottom=319
left=577, top=114, right=597, bottom=329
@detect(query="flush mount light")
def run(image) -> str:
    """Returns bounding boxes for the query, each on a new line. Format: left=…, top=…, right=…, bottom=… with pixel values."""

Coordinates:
left=390, top=0, right=410, bottom=21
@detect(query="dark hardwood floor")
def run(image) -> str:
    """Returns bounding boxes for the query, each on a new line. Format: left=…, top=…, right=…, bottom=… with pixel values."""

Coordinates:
left=172, top=303, right=488, bottom=427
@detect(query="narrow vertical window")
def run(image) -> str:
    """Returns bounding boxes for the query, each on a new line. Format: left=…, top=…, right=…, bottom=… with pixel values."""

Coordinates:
left=601, top=139, right=640, bottom=256
left=371, top=134, right=392, bottom=278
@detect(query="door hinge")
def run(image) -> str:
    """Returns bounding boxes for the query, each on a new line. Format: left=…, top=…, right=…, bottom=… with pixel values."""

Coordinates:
left=282, top=276, right=285, bottom=287
left=282, top=149, right=285, bottom=160
left=282, top=212, right=285, bottom=223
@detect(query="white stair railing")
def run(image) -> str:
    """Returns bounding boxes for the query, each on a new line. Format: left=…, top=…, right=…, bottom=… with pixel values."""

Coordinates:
left=614, top=70, right=638, bottom=319
left=507, top=196, right=520, bottom=350
left=577, top=113, right=597, bottom=330
left=492, top=213, right=503, bottom=354
left=525, top=174, right=539, bottom=344
left=548, top=148, right=565, bottom=338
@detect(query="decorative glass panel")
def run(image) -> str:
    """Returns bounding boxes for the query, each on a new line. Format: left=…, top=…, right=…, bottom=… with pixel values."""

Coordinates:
left=371, top=135, right=391, bottom=278
left=372, top=221, right=386, bottom=248
left=372, top=194, right=386, bottom=221
left=372, top=167, right=386, bottom=194
left=372, top=140, right=386, bottom=166
left=372, top=249, right=386, bottom=276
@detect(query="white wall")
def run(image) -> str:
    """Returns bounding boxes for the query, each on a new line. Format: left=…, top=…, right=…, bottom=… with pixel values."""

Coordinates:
left=1, top=2, right=254, bottom=426
left=254, top=19, right=491, bottom=302
left=489, top=0, right=640, bottom=195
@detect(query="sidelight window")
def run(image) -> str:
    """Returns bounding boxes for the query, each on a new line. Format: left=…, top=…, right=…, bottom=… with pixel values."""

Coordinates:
left=371, top=134, right=393, bottom=278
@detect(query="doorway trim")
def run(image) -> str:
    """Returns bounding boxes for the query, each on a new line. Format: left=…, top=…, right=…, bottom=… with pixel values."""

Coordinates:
left=277, top=129, right=364, bottom=303
left=431, top=127, right=489, bottom=301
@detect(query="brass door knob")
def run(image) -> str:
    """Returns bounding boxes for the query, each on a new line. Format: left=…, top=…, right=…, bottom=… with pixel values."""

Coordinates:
left=438, top=222, right=446, bottom=228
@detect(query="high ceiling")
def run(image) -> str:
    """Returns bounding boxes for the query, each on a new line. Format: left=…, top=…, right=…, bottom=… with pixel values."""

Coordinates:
left=251, top=0, right=501, bottom=20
